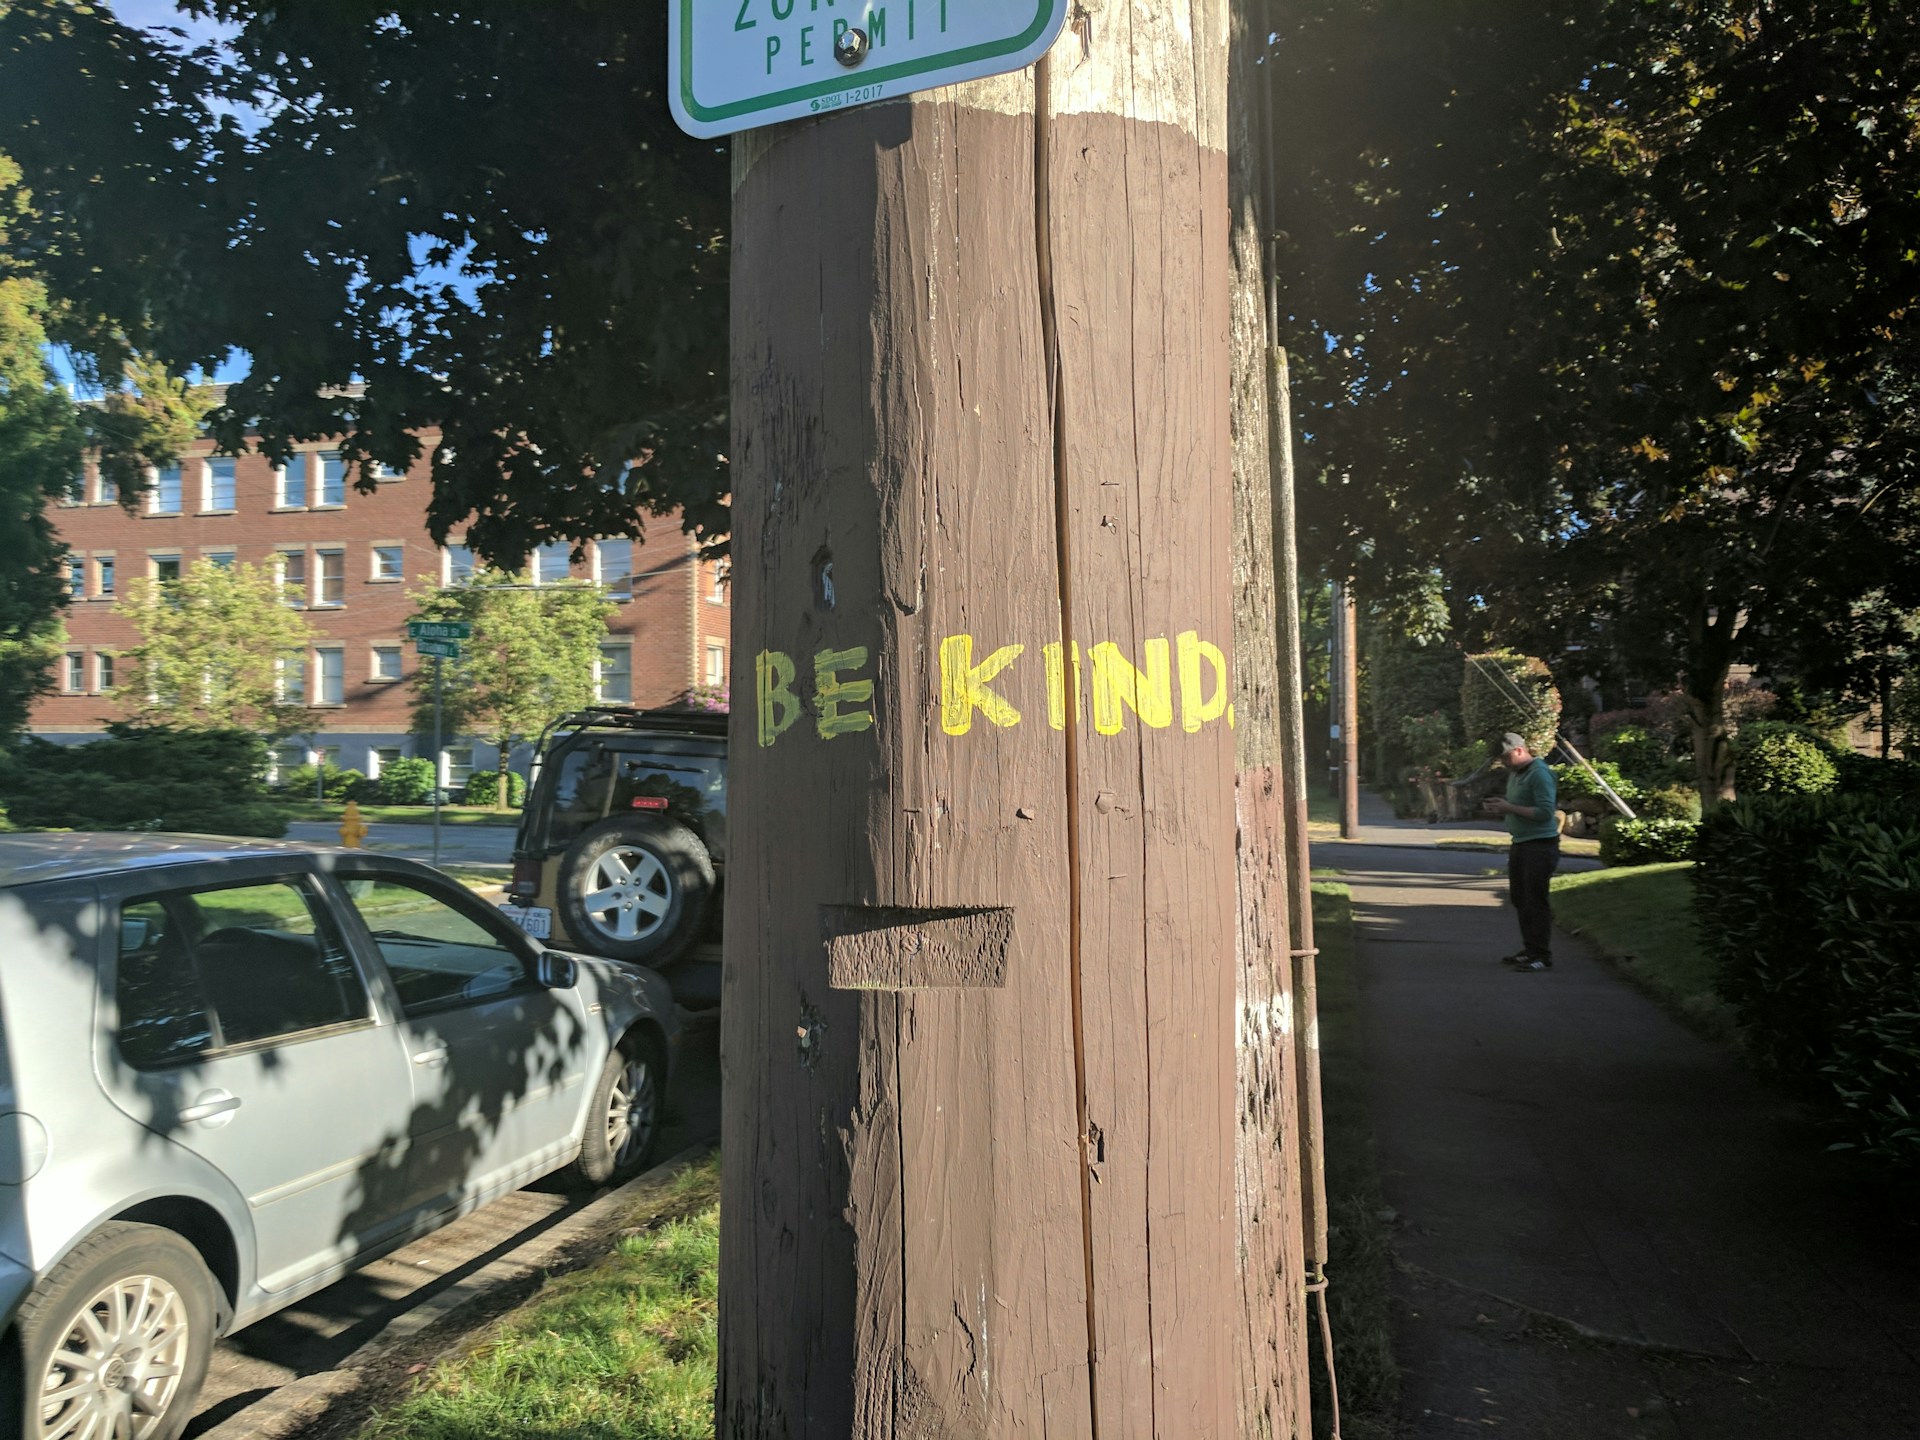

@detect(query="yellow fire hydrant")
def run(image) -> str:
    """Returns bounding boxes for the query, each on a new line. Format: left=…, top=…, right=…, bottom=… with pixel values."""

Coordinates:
left=339, top=799, right=369, bottom=849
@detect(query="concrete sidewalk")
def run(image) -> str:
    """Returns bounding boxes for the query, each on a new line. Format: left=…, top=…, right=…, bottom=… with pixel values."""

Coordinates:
left=1320, top=785, right=1533, bottom=852
left=1336, top=846, right=1920, bottom=1439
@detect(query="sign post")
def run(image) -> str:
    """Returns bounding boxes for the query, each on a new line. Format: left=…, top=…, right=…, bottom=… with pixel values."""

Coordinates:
left=409, top=622, right=467, bottom=866
left=719, top=7, right=1254, bottom=1434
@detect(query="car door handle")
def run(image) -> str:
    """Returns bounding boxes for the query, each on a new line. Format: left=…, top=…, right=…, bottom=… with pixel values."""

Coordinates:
left=177, top=1092, right=242, bottom=1126
left=412, top=1047, right=449, bottom=1068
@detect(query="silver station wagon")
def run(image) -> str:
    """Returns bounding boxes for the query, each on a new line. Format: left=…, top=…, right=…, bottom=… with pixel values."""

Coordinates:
left=0, top=833, right=679, bottom=1440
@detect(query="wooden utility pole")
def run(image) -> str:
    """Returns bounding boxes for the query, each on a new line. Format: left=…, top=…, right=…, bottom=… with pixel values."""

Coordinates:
left=1336, top=580, right=1360, bottom=837
left=1227, top=3, right=1312, bottom=1434
left=721, top=7, right=1255, bottom=1435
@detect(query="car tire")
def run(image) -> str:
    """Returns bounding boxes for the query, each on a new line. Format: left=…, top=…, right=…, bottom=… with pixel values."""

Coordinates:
left=4, top=1221, right=218, bottom=1440
left=561, top=1037, right=663, bottom=1190
left=555, top=815, right=713, bottom=967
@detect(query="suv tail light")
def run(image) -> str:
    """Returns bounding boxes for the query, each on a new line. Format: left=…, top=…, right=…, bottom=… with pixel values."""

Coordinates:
left=510, top=859, right=541, bottom=900
left=629, top=796, right=668, bottom=811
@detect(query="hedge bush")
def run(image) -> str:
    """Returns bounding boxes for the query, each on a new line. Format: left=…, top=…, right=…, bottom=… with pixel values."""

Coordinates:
left=1594, top=722, right=1689, bottom=792
left=1552, top=759, right=1642, bottom=808
left=0, top=726, right=290, bottom=838
left=463, top=768, right=526, bottom=807
left=1598, top=816, right=1698, bottom=866
left=1638, top=785, right=1702, bottom=822
left=279, top=763, right=366, bottom=803
left=377, top=757, right=439, bottom=805
left=1696, top=794, right=1920, bottom=1168
left=1460, top=650, right=1560, bottom=755
left=1732, top=722, right=1839, bottom=796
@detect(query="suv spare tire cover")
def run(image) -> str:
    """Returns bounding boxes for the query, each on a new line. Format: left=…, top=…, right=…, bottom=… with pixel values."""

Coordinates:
left=555, top=814, right=714, bottom=966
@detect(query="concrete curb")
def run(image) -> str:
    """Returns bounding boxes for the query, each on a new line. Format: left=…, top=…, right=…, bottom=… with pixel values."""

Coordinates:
left=195, top=1140, right=716, bottom=1440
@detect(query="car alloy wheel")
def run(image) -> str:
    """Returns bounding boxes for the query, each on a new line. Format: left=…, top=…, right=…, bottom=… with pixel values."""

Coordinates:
left=606, top=1054, right=658, bottom=1170
left=581, top=846, right=675, bottom=943
left=35, top=1273, right=193, bottom=1440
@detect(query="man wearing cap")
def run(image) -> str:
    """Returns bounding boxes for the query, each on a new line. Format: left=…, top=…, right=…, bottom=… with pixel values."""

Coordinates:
left=1481, top=732, right=1560, bottom=971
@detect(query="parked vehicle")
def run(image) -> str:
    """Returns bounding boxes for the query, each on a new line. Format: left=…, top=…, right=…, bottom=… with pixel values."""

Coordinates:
left=504, top=707, right=728, bottom=968
left=0, top=832, right=678, bottom=1440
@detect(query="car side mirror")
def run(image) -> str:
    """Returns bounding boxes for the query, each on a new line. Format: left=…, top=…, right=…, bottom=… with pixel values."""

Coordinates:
left=535, top=951, right=578, bottom=990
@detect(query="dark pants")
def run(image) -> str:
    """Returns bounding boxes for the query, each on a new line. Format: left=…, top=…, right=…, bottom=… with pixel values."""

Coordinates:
left=1508, top=837, right=1560, bottom=958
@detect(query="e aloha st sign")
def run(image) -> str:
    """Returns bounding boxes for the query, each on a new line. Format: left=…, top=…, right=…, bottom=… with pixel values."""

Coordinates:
left=669, top=0, right=1070, bottom=139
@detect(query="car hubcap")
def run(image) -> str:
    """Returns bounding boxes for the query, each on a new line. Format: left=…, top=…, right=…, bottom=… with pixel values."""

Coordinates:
left=606, top=1058, right=657, bottom=1168
left=582, top=847, right=673, bottom=942
left=37, top=1273, right=190, bottom=1439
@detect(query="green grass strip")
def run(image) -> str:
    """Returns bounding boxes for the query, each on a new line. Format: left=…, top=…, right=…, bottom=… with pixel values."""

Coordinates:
left=1551, top=862, right=1734, bottom=1037
left=1311, top=880, right=1398, bottom=1440
left=357, top=1157, right=721, bottom=1440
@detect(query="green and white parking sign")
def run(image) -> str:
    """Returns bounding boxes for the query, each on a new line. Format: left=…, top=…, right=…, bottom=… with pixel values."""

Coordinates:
left=669, top=0, right=1069, bottom=139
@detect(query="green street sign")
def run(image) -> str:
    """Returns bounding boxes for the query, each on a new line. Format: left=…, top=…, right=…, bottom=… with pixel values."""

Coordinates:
left=415, top=637, right=463, bottom=659
left=408, top=620, right=472, bottom=641
left=669, top=0, right=1069, bottom=139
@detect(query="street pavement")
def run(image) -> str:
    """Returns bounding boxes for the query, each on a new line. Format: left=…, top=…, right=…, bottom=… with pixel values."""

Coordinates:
left=186, top=1022, right=719, bottom=1437
left=285, top=819, right=516, bottom=870
left=1324, top=815, right=1920, bottom=1438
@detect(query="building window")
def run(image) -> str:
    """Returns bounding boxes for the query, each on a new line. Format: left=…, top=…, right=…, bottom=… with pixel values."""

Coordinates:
left=445, top=543, right=474, bottom=586
left=276, top=653, right=306, bottom=704
left=596, top=539, right=632, bottom=600
left=315, top=548, right=345, bottom=606
left=318, top=451, right=347, bottom=506
left=442, top=745, right=475, bottom=792
left=206, top=458, right=237, bottom=510
left=372, top=646, right=403, bottom=682
left=371, top=545, right=405, bottom=582
left=97, top=556, right=115, bottom=596
left=371, top=746, right=403, bottom=776
left=98, top=472, right=119, bottom=504
left=205, top=550, right=236, bottom=570
left=152, top=555, right=182, bottom=583
left=598, top=645, right=632, bottom=704
left=272, top=742, right=308, bottom=781
left=151, top=466, right=183, bottom=514
left=534, top=542, right=570, bottom=585
left=64, top=652, right=84, bottom=693
left=279, top=454, right=308, bottom=507
left=66, top=469, right=87, bottom=504
left=278, top=550, right=306, bottom=605
left=705, top=640, right=727, bottom=688
left=317, top=647, right=344, bottom=705
left=710, top=557, right=730, bottom=604
left=68, top=558, right=85, bottom=599
left=97, top=653, right=115, bottom=691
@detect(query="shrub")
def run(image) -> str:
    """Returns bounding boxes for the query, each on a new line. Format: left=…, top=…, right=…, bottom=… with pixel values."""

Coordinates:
left=1446, top=742, right=1495, bottom=782
left=278, top=763, right=367, bottom=802
left=1460, top=651, right=1560, bottom=755
left=377, top=757, right=439, bottom=805
left=1733, top=722, right=1839, bottom=796
left=1551, top=759, right=1642, bottom=808
left=463, top=768, right=526, bottom=807
left=1598, top=816, right=1698, bottom=866
left=1397, top=710, right=1455, bottom=776
left=1638, top=785, right=1702, bottom=822
left=0, top=726, right=289, bottom=837
left=1594, top=722, right=1688, bottom=792
left=1696, top=794, right=1920, bottom=1168
left=1831, top=750, right=1920, bottom=801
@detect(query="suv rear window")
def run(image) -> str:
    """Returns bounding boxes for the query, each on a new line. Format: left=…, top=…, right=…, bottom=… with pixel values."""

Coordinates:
left=116, top=879, right=368, bottom=1068
left=537, top=741, right=725, bottom=854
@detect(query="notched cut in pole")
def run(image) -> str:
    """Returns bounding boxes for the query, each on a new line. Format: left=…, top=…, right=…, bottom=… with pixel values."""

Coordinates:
left=822, top=905, right=1016, bottom=990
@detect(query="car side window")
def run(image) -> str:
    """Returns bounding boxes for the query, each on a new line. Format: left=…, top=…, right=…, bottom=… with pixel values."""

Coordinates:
left=340, top=876, right=533, bottom=1017
left=115, top=879, right=368, bottom=1069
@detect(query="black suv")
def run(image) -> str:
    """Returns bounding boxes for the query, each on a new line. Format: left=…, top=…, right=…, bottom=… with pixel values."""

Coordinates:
left=504, top=707, right=727, bottom=968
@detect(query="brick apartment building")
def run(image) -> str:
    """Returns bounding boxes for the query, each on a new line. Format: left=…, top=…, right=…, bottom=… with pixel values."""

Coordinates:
left=33, top=432, right=731, bottom=792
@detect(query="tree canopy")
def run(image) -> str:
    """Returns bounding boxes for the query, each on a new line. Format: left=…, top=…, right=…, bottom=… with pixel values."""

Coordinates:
left=1266, top=0, right=1920, bottom=801
left=0, top=0, right=731, bottom=565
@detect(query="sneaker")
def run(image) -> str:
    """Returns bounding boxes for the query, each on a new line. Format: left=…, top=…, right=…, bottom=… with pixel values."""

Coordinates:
left=1498, top=950, right=1531, bottom=966
left=1512, top=956, right=1553, bottom=972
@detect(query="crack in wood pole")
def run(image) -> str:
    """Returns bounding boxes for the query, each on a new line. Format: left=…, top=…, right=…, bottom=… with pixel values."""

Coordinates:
left=1032, top=51, right=1102, bottom=1440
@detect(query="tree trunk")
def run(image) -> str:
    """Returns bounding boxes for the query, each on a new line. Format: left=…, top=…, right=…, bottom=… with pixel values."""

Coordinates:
left=494, top=743, right=510, bottom=810
left=720, top=7, right=1249, bottom=1435
left=1227, top=2, right=1312, bottom=1431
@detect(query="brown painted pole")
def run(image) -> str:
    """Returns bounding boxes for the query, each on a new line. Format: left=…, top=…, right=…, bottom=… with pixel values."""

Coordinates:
left=1337, top=581, right=1360, bottom=838
left=720, top=8, right=1248, bottom=1435
left=1228, top=3, right=1312, bottom=1434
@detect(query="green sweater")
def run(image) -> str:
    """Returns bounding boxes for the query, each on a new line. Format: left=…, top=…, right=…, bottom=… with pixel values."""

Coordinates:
left=1505, top=759, right=1560, bottom=843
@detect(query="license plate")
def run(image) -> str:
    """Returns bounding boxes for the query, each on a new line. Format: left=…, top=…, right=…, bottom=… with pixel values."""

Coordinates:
left=501, top=905, right=552, bottom=939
